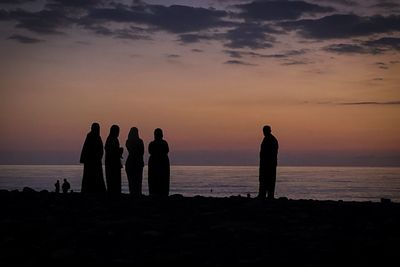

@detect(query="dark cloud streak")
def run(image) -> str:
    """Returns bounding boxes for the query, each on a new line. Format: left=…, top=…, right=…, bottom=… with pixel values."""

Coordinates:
left=224, top=23, right=276, bottom=49
left=224, top=59, right=256, bottom=66
left=7, top=34, right=43, bottom=43
left=365, top=37, right=400, bottom=51
left=84, top=24, right=150, bottom=40
left=178, top=33, right=216, bottom=44
left=7, top=8, right=73, bottom=34
left=371, top=2, right=400, bottom=9
left=282, top=14, right=400, bottom=39
left=224, top=49, right=309, bottom=59
left=324, top=37, right=400, bottom=55
left=339, top=101, right=400, bottom=105
left=47, top=0, right=103, bottom=8
left=0, top=0, right=36, bottom=4
left=281, top=59, right=312, bottom=66
left=315, top=0, right=357, bottom=6
left=85, top=4, right=231, bottom=33
left=166, top=54, right=180, bottom=58
left=235, top=1, right=335, bottom=21
left=324, top=43, right=374, bottom=54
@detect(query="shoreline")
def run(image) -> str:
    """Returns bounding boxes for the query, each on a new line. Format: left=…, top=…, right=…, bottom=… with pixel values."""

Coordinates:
left=3, top=187, right=399, bottom=203
left=1, top=190, right=399, bottom=266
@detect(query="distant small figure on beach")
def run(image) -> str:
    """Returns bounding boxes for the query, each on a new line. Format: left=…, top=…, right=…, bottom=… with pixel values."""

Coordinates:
left=258, top=125, right=279, bottom=199
left=105, top=124, right=123, bottom=195
left=62, top=179, right=70, bottom=194
left=80, top=122, right=106, bottom=194
left=55, top=180, right=60, bottom=193
left=148, top=128, right=170, bottom=197
left=125, top=127, right=145, bottom=197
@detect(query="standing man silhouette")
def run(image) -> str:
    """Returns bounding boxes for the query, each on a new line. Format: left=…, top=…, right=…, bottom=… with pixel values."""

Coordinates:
left=258, top=125, right=279, bottom=199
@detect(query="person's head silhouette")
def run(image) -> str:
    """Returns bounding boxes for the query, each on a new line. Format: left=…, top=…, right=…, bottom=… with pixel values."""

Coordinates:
left=154, top=128, right=163, bottom=140
left=110, top=125, right=120, bottom=138
left=128, top=127, right=139, bottom=140
left=263, top=125, right=271, bottom=136
left=91, top=123, right=100, bottom=135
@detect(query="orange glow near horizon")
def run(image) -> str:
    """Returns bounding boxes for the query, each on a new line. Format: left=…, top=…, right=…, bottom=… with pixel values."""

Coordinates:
left=1, top=51, right=399, bottom=155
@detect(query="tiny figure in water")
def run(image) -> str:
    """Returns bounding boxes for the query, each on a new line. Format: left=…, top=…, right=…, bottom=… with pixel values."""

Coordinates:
left=55, top=180, right=60, bottom=193
left=62, top=179, right=71, bottom=194
left=258, top=125, right=279, bottom=199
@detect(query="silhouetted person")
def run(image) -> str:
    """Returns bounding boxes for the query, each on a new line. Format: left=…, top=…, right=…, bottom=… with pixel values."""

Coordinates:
left=62, top=179, right=70, bottom=194
left=258, top=125, right=279, bottom=199
left=80, top=123, right=106, bottom=194
left=148, top=128, right=170, bottom=197
left=105, top=125, right=123, bottom=195
left=55, top=180, right=60, bottom=193
left=125, top=127, right=145, bottom=197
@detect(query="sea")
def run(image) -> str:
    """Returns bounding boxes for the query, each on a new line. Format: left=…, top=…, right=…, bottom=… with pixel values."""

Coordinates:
left=0, top=165, right=400, bottom=202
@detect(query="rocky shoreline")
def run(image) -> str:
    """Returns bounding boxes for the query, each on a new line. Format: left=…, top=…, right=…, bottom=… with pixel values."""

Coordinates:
left=1, top=189, right=399, bottom=266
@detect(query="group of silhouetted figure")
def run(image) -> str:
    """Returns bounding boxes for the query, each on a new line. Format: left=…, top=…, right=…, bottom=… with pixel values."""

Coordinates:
left=79, top=123, right=170, bottom=197
left=77, top=123, right=278, bottom=199
left=54, top=179, right=70, bottom=194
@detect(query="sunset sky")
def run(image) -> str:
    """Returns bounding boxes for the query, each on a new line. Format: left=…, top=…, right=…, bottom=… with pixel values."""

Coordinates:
left=0, top=0, right=399, bottom=166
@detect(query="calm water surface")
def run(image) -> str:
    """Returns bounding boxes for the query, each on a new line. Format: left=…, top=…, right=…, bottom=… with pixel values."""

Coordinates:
left=0, top=165, right=400, bottom=202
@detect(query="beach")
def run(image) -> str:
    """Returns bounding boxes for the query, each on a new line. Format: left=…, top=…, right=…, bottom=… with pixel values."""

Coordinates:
left=1, top=189, right=399, bottom=266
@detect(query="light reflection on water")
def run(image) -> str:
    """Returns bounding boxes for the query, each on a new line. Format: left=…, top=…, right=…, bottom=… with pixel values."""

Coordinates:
left=0, top=165, right=399, bottom=202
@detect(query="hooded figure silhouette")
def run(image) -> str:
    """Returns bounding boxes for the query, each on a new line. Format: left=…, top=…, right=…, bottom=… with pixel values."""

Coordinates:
left=80, top=123, right=106, bottom=194
left=105, top=125, right=123, bottom=195
left=125, top=127, right=145, bottom=196
left=148, top=128, right=170, bottom=197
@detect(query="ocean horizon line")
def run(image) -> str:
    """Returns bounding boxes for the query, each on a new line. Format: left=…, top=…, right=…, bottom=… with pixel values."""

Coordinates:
left=1, top=164, right=399, bottom=168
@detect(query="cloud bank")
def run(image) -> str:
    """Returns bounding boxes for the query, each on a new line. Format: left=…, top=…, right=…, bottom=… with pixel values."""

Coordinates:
left=1, top=0, right=399, bottom=65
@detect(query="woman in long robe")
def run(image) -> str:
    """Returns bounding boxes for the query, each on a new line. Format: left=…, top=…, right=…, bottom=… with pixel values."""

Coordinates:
left=80, top=123, right=106, bottom=194
left=125, top=127, right=144, bottom=196
left=148, top=128, right=170, bottom=197
left=105, top=125, right=123, bottom=195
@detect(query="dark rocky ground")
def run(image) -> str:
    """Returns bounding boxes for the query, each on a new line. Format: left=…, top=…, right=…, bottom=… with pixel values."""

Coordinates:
left=0, top=189, right=399, bottom=266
